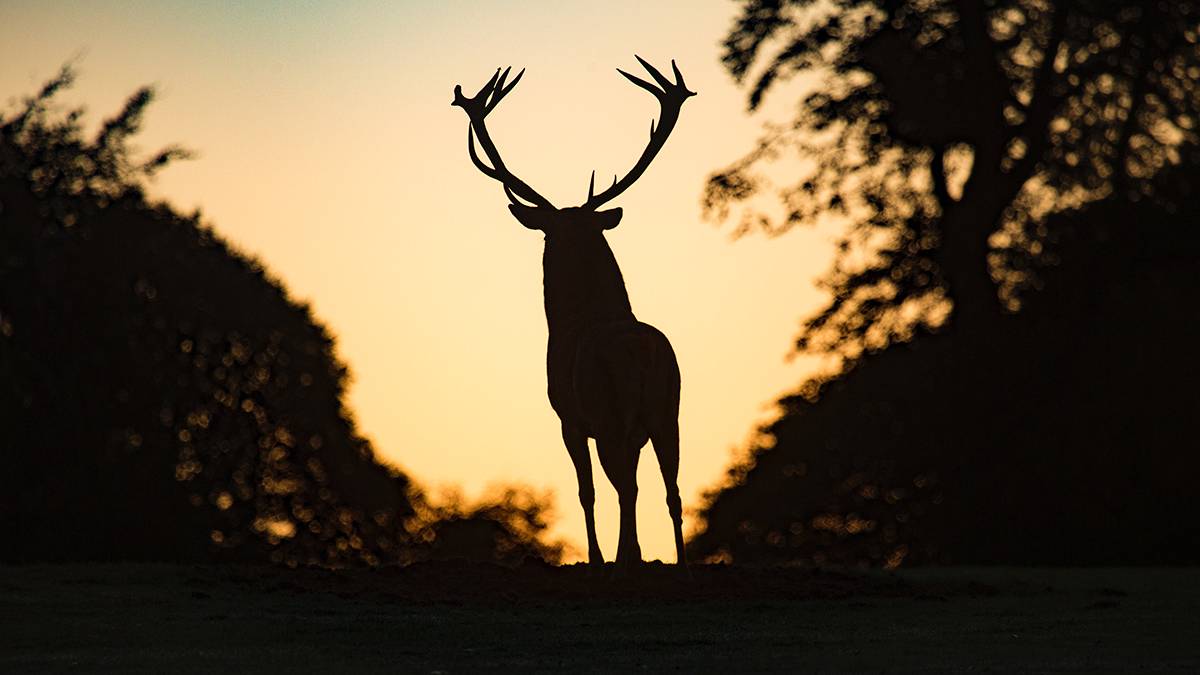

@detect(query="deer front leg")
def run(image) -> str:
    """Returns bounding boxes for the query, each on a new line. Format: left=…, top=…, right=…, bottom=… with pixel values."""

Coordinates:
left=562, top=423, right=604, bottom=567
left=597, top=436, right=641, bottom=572
left=616, top=479, right=641, bottom=569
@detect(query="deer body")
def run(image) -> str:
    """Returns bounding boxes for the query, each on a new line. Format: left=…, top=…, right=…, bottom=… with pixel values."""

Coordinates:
left=535, top=208, right=682, bottom=565
left=454, top=59, right=694, bottom=570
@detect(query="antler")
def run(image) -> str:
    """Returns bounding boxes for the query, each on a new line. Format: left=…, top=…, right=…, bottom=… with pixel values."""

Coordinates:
left=453, top=67, right=555, bottom=209
left=582, top=56, right=696, bottom=210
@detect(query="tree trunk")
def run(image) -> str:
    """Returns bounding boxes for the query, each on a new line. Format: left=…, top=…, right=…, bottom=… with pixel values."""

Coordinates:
left=935, top=146, right=1009, bottom=343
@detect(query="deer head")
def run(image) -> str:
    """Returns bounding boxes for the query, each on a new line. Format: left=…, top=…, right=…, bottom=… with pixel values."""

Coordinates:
left=452, top=57, right=695, bottom=237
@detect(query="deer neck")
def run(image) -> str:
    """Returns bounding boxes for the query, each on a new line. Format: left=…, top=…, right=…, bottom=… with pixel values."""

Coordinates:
left=542, top=234, right=635, bottom=340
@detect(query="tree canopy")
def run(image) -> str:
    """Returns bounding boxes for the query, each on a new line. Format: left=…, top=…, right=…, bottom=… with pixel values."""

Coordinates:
left=0, top=67, right=562, bottom=566
left=690, top=1, right=1200, bottom=566
left=705, top=0, right=1200, bottom=360
left=689, top=185, right=1200, bottom=566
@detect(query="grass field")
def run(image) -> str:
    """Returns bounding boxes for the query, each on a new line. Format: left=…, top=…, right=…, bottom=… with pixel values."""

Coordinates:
left=2, top=562, right=1197, bottom=672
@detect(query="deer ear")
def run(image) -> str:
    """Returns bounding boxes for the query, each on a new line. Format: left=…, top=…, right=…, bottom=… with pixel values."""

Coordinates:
left=508, top=204, right=546, bottom=230
left=596, top=207, right=623, bottom=230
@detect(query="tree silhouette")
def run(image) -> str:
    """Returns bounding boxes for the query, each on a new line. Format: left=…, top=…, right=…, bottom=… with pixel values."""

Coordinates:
left=690, top=2, right=1200, bottom=566
left=706, top=0, right=1200, bottom=360
left=413, top=485, right=567, bottom=566
left=1, top=67, right=560, bottom=566
left=689, top=174, right=1200, bottom=566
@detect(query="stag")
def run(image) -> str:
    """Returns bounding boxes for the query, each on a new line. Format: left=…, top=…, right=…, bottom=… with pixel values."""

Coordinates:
left=452, top=57, right=694, bottom=571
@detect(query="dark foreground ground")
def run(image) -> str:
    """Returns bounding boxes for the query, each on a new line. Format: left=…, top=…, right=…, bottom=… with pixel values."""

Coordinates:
left=2, top=562, right=1197, bottom=673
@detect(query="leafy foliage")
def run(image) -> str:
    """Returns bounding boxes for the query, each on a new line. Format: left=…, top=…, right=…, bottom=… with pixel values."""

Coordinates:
left=410, top=485, right=567, bottom=566
left=0, top=67, right=559, bottom=566
left=689, top=183, right=1200, bottom=566
left=692, top=1, right=1200, bottom=566
left=705, top=0, right=1200, bottom=360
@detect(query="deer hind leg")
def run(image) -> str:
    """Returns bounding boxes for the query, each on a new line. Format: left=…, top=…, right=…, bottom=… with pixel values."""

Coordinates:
left=562, top=423, right=604, bottom=566
left=650, top=419, right=687, bottom=570
left=596, top=434, right=641, bottom=570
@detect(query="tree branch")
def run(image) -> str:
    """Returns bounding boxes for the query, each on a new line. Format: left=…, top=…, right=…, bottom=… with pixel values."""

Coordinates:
left=1005, top=6, right=1070, bottom=184
left=930, top=146, right=952, bottom=213
left=954, top=0, right=1009, bottom=113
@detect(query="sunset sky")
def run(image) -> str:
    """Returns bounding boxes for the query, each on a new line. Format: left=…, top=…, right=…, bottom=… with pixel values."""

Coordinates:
left=1, top=1, right=834, bottom=561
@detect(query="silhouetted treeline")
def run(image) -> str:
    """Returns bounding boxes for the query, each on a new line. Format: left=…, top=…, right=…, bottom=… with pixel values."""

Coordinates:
left=690, top=185, right=1200, bottom=566
left=0, top=67, right=562, bottom=566
left=692, top=1, right=1200, bottom=565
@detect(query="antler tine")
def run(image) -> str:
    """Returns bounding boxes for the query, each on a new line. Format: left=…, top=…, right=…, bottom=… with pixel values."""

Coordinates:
left=486, top=67, right=525, bottom=114
left=502, top=68, right=525, bottom=96
left=616, top=67, right=663, bottom=98
left=671, top=59, right=694, bottom=95
left=491, top=66, right=510, bottom=101
left=476, top=68, right=502, bottom=100
left=635, top=54, right=674, bottom=90
left=581, top=57, right=696, bottom=210
left=588, top=169, right=596, bottom=201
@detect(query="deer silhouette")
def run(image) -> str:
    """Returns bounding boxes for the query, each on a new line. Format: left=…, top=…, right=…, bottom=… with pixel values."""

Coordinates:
left=452, top=57, right=694, bottom=571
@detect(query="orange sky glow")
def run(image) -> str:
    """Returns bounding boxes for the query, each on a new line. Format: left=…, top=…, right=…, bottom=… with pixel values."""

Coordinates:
left=2, top=1, right=836, bottom=561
